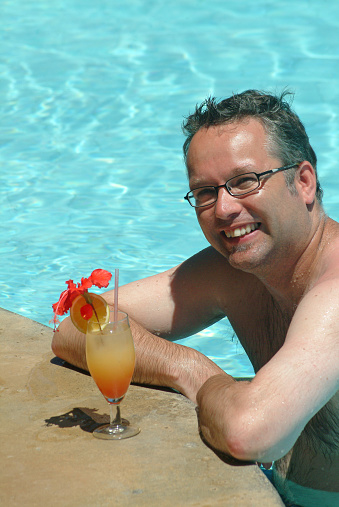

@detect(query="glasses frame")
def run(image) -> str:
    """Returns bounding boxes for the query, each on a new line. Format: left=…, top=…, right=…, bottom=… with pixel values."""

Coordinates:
left=184, top=163, right=299, bottom=208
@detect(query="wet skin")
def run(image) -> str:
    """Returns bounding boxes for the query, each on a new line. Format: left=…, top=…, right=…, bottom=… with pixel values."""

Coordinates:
left=187, top=120, right=339, bottom=491
left=52, top=118, right=339, bottom=495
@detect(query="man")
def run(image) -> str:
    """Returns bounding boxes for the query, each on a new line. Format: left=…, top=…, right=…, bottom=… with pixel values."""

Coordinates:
left=52, top=90, right=339, bottom=505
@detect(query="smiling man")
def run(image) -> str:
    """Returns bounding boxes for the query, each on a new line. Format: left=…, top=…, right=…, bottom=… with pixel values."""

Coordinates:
left=52, top=90, right=339, bottom=506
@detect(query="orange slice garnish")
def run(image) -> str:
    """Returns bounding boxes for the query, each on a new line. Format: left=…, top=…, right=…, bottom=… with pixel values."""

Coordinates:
left=70, top=292, right=109, bottom=334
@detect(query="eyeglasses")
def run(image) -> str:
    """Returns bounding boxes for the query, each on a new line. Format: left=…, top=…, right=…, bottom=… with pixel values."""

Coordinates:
left=184, top=163, right=299, bottom=208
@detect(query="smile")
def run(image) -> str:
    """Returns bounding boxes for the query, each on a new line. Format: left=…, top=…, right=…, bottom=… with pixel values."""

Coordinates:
left=224, top=223, right=260, bottom=238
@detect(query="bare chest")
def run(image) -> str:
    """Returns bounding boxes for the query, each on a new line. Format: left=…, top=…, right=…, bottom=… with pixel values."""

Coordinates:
left=225, top=293, right=291, bottom=372
left=274, top=392, right=339, bottom=490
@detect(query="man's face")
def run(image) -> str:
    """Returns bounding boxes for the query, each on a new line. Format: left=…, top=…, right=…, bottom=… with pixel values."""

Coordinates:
left=186, top=119, right=310, bottom=274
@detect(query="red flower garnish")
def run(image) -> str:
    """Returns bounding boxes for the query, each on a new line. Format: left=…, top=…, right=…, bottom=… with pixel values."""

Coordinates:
left=51, top=269, right=112, bottom=329
left=89, top=269, right=113, bottom=288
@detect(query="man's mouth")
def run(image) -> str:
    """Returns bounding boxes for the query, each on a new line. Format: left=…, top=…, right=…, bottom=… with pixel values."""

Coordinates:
left=224, top=223, right=260, bottom=239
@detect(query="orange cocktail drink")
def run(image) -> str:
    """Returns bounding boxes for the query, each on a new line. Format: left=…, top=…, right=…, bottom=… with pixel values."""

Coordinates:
left=86, top=310, right=140, bottom=439
left=53, top=269, right=140, bottom=439
left=86, top=318, right=135, bottom=404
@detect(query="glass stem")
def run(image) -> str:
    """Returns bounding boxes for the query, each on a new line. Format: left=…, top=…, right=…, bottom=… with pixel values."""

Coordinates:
left=110, top=404, right=122, bottom=427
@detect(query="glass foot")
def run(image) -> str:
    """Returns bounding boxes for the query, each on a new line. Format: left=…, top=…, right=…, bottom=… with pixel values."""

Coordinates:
left=93, top=422, right=140, bottom=440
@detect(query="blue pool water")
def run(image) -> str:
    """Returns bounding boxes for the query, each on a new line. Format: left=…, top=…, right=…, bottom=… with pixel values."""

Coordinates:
left=1, top=0, right=339, bottom=376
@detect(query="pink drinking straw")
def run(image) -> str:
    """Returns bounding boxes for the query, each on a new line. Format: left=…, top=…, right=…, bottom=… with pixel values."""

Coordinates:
left=114, top=268, right=119, bottom=322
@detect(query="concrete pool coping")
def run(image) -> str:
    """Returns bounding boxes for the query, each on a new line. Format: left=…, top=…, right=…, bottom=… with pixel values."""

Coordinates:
left=0, top=307, right=284, bottom=506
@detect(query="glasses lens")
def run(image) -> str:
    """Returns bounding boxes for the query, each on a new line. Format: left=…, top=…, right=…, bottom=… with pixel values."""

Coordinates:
left=228, top=173, right=259, bottom=195
left=189, top=187, right=217, bottom=207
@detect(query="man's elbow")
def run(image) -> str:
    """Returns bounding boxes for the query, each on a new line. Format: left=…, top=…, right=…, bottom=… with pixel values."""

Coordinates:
left=210, top=412, right=289, bottom=463
left=51, top=318, right=71, bottom=361
left=51, top=330, right=61, bottom=357
left=51, top=327, right=68, bottom=362
left=225, top=430, right=266, bottom=462
left=51, top=317, right=88, bottom=371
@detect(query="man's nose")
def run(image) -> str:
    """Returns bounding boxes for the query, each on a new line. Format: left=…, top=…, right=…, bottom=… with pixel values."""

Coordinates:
left=214, top=187, right=243, bottom=219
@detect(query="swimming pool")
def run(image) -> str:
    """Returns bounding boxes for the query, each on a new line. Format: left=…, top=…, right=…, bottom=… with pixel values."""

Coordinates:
left=1, top=0, right=338, bottom=376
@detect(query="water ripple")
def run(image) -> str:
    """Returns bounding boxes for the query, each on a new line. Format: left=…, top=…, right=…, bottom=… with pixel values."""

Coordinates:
left=1, top=0, right=338, bottom=376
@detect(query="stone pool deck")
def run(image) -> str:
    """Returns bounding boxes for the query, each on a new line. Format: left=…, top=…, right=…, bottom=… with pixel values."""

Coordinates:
left=0, top=307, right=284, bottom=506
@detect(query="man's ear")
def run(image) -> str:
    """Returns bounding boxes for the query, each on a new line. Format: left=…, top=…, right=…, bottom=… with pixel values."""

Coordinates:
left=295, top=162, right=317, bottom=205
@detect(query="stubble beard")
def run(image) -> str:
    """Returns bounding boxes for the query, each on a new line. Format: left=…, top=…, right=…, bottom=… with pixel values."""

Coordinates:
left=226, top=241, right=271, bottom=273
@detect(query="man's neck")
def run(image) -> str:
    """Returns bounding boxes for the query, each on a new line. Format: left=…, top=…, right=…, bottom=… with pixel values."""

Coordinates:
left=257, top=211, right=328, bottom=312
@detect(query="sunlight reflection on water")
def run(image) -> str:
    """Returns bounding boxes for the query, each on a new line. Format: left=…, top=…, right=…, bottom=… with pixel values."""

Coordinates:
left=1, top=0, right=338, bottom=376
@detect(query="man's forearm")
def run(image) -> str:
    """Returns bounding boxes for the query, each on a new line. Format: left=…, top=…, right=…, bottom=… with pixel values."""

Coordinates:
left=130, top=318, right=225, bottom=402
left=51, top=314, right=224, bottom=403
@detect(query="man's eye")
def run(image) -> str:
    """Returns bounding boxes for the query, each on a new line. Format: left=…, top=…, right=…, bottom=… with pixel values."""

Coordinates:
left=194, top=188, right=215, bottom=202
left=233, top=175, right=256, bottom=189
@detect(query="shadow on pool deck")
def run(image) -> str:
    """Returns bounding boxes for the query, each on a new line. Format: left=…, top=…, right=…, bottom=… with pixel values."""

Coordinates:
left=0, top=307, right=283, bottom=506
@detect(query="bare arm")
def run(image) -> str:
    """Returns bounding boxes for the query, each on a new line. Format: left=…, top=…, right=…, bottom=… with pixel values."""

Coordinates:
left=196, top=279, right=339, bottom=462
left=52, top=247, right=229, bottom=400
left=52, top=313, right=225, bottom=402
left=101, top=247, right=228, bottom=340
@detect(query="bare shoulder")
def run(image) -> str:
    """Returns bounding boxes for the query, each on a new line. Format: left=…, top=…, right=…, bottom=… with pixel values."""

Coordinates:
left=287, top=266, right=339, bottom=356
left=300, top=217, right=339, bottom=309
left=170, top=246, right=262, bottom=312
left=282, top=248, right=339, bottom=397
left=320, top=217, right=339, bottom=274
left=257, top=218, right=339, bottom=437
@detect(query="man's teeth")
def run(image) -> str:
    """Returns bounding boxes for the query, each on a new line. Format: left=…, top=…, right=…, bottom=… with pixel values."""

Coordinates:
left=225, top=223, right=259, bottom=238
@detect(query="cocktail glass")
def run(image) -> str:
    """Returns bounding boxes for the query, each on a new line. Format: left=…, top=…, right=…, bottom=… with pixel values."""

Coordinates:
left=86, top=311, right=140, bottom=439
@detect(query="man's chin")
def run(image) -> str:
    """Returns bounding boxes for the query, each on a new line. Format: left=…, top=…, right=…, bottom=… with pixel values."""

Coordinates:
left=227, top=244, right=265, bottom=272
